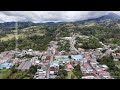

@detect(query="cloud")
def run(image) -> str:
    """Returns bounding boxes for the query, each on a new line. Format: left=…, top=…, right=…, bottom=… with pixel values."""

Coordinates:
left=0, top=11, right=119, bottom=23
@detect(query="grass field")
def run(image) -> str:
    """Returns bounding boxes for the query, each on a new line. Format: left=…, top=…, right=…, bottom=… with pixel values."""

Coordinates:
left=0, top=69, right=11, bottom=79
left=0, top=26, right=45, bottom=41
left=0, top=32, right=44, bottom=41
left=67, top=71, right=77, bottom=79
left=0, top=33, right=26, bottom=41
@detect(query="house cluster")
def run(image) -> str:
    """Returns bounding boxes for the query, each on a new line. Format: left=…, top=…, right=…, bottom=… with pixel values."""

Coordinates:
left=0, top=41, right=116, bottom=79
left=80, top=52, right=113, bottom=79
left=0, top=50, right=15, bottom=64
left=0, top=50, right=15, bottom=69
left=112, top=52, right=120, bottom=61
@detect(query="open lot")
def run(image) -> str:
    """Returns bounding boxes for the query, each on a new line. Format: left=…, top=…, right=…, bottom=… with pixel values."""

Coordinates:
left=67, top=71, right=77, bottom=79
left=0, top=33, right=25, bottom=41
left=0, top=69, right=11, bottom=79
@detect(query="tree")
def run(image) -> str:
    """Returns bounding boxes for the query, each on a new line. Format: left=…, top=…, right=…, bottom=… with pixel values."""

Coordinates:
left=68, top=55, right=71, bottom=59
left=58, top=70, right=67, bottom=76
left=81, top=38, right=102, bottom=49
left=97, top=55, right=120, bottom=79
left=28, top=65, right=38, bottom=74
left=73, top=64, right=82, bottom=79
left=10, top=65, right=17, bottom=73
left=59, top=65, right=65, bottom=70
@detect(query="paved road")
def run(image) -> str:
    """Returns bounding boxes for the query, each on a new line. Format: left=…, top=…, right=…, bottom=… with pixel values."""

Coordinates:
left=46, top=41, right=56, bottom=79
left=69, top=34, right=79, bottom=52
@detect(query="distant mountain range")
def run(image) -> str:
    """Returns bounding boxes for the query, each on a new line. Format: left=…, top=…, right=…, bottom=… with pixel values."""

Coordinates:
left=0, top=12, right=120, bottom=30
left=81, top=12, right=120, bottom=22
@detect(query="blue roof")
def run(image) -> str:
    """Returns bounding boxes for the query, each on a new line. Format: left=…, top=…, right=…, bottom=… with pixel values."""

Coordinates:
left=71, top=54, right=83, bottom=60
left=0, top=63, right=13, bottom=69
left=50, top=61, right=59, bottom=66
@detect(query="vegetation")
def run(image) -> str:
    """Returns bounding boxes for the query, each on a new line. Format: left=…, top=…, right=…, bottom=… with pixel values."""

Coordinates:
left=0, top=26, right=56, bottom=52
left=97, top=55, right=120, bottom=79
left=28, top=65, right=38, bottom=75
left=57, top=40, right=70, bottom=52
left=73, top=64, right=82, bottom=79
left=1, top=20, right=120, bottom=52
left=75, top=37, right=102, bottom=49
left=67, top=71, right=77, bottom=79
left=18, top=54, right=34, bottom=59
left=0, top=69, right=12, bottom=79
left=0, top=65, right=39, bottom=79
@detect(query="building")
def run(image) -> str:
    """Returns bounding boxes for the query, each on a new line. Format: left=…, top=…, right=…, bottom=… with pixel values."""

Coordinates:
left=31, top=57, right=39, bottom=65
left=17, top=60, right=32, bottom=71
left=65, top=63, right=74, bottom=71
left=54, top=55, right=70, bottom=63
left=0, top=63, right=14, bottom=69
left=82, top=76, right=96, bottom=79
left=71, top=54, right=83, bottom=61
left=34, top=69, right=46, bottom=79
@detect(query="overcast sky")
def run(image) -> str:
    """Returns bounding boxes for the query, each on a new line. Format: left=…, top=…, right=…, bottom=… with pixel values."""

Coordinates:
left=0, top=11, right=120, bottom=23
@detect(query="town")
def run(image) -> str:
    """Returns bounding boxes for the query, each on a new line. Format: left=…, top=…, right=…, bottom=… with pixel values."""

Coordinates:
left=1, top=11, right=120, bottom=79
left=0, top=38, right=119, bottom=79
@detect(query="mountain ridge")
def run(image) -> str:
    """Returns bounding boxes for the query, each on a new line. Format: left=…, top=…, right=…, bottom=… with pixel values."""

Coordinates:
left=0, top=12, right=120, bottom=30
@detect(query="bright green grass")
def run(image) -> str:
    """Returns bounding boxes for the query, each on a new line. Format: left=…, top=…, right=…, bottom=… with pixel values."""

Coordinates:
left=0, top=33, right=26, bottom=41
left=0, top=69, right=12, bottom=79
left=67, top=71, right=77, bottom=79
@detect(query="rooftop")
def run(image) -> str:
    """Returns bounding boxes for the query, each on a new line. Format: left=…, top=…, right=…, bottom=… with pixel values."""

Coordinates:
left=71, top=54, right=83, bottom=60
left=0, top=63, right=13, bottom=69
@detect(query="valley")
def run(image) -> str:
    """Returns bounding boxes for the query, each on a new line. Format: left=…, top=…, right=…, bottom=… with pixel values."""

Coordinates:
left=0, top=11, right=120, bottom=79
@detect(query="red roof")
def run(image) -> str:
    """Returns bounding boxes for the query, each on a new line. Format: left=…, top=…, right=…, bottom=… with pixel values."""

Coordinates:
left=97, top=70, right=107, bottom=74
left=45, top=56, right=51, bottom=60
left=83, top=63, right=90, bottom=67
left=66, top=64, right=74, bottom=69
left=69, top=51, right=80, bottom=55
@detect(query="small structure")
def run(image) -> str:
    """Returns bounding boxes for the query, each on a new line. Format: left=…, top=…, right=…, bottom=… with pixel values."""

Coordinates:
left=0, top=63, right=14, bottom=69
left=50, top=71, right=54, bottom=75
left=31, top=57, right=39, bottom=65
left=34, top=69, right=46, bottom=79
left=28, top=49, right=33, bottom=52
left=82, top=76, right=96, bottom=79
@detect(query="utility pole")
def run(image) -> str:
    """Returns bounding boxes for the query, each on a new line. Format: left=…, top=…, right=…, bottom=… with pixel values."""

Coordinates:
left=15, top=22, right=18, bottom=51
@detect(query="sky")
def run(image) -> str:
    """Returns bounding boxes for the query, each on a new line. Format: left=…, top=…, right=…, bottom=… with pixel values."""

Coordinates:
left=0, top=11, right=120, bottom=23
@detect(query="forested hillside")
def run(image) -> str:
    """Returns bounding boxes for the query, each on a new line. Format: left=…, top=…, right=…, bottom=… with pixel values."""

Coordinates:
left=0, top=19, right=120, bottom=52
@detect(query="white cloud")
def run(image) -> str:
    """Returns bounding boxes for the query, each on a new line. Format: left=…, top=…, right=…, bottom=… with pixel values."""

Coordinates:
left=0, top=11, right=120, bottom=23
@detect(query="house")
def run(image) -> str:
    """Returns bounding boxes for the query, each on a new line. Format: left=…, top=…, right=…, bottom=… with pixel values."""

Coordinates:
left=49, top=61, right=59, bottom=72
left=50, top=61, right=59, bottom=67
left=45, top=56, right=51, bottom=60
left=69, top=51, right=80, bottom=55
left=0, top=63, right=14, bottom=69
left=17, top=60, right=32, bottom=71
left=28, top=49, right=33, bottom=52
left=82, top=76, right=96, bottom=79
left=34, top=69, right=46, bottom=79
left=65, top=63, right=74, bottom=71
left=54, top=55, right=70, bottom=63
left=101, top=65, right=108, bottom=70
left=71, top=54, right=83, bottom=61
left=31, top=57, right=39, bottom=65
left=50, top=71, right=54, bottom=75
